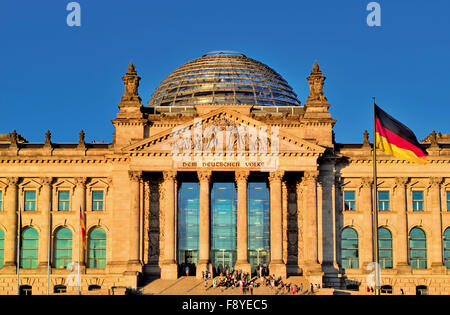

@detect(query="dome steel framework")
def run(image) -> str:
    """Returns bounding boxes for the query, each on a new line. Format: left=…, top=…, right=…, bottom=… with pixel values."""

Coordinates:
left=148, top=51, right=301, bottom=108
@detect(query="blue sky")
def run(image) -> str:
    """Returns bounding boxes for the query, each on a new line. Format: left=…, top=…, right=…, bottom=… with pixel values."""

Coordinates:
left=0, top=0, right=449, bottom=144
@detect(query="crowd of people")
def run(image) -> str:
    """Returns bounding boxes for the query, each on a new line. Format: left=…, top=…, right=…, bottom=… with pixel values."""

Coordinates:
left=199, top=265, right=318, bottom=295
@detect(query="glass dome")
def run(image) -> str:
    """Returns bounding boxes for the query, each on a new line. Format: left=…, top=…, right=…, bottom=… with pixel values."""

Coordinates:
left=148, top=51, right=301, bottom=107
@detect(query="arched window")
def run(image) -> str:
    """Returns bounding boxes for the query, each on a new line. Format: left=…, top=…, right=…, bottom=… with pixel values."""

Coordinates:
left=19, top=285, right=32, bottom=296
left=443, top=228, right=450, bottom=269
left=0, top=229, right=4, bottom=268
left=409, top=228, right=427, bottom=269
left=54, top=285, right=67, bottom=294
left=341, top=227, right=359, bottom=269
left=88, top=228, right=106, bottom=269
left=381, top=285, right=393, bottom=294
left=378, top=227, right=393, bottom=269
left=54, top=228, right=72, bottom=269
left=416, top=285, right=428, bottom=295
left=21, top=228, right=38, bottom=269
left=88, top=285, right=101, bottom=291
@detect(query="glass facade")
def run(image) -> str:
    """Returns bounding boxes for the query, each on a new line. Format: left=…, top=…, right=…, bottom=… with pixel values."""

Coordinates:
left=210, top=182, right=237, bottom=274
left=177, top=182, right=200, bottom=272
left=247, top=182, right=270, bottom=273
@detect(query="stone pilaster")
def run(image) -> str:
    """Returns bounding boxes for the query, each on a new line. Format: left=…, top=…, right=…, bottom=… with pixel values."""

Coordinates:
left=235, top=170, right=251, bottom=274
left=268, top=170, right=286, bottom=278
left=38, top=177, right=52, bottom=269
left=160, top=171, right=177, bottom=279
left=128, top=171, right=143, bottom=272
left=74, top=177, right=87, bottom=267
left=360, top=177, right=374, bottom=269
left=394, top=177, right=411, bottom=273
left=4, top=177, right=19, bottom=271
left=197, top=170, right=212, bottom=278
left=302, top=171, right=322, bottom=277
left=429, top=177, right=445, bottom=273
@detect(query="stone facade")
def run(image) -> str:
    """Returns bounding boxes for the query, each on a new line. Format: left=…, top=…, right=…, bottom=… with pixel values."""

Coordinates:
left=0, top=54, right=449, bottom=295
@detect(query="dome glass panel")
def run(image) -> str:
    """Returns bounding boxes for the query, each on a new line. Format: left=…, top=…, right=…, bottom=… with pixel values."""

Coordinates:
left=148, top=51, right=301, bottom=107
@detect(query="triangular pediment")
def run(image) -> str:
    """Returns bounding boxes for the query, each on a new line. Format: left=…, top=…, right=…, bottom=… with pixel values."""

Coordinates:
left=123, top=108, right=325, bottom=156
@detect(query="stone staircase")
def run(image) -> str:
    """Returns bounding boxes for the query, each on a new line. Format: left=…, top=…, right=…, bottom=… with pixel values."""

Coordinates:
left=139, top=276, right=321, bottom=295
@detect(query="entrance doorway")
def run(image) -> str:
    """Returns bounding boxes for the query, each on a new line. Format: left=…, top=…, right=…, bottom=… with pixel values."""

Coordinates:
left=248, top=249, right=270, bottom=274
left=211, top=249, right=236, bottom=275
left=178, top=250, right=198, bottom=277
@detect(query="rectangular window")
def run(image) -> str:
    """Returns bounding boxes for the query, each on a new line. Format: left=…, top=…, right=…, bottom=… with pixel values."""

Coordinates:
left=343, top=191, right=356, bottom=211
left=412, top=191, right=424, bottom=211
left=24, top=191, right=36, bottom=211
left=0, top=190, right=2, bottom=211
left=378, top=191, right=390, bottom=211
left=92, top=191, right=104, bottom=211
left=447, top=192, right=450, bottom=212
left=58, top=191, right=70, bottom=211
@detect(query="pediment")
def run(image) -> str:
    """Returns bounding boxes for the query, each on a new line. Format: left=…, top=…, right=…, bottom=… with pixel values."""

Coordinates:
left=123, top=108, right=325, bottom=156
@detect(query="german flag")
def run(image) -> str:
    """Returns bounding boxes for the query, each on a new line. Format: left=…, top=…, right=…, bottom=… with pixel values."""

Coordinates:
left=375, top=104, right=428, bottom=164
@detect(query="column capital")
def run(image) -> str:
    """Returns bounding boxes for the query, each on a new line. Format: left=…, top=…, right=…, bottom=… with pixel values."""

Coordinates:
left=235, top=170, right=250, bottom=184
left=304, top=170, right=319, bottom=182
left=429, top=177, right=443, bottom=188
left=6, top=177, right=19, bottom=187
left=163, top=170, right=177, bottom=182
left=197, top=170, right=212, bottom=183
left=269, top=170, right=284, bottom=183
left=395, top=177, right=409, bottom=187
left=360, top=177, right=373, bottom=188
left=128, top=171, right=143, bottom=182
left=39, top=177, right=53, bottom=187
left=74, top=177, right=88, bottom=188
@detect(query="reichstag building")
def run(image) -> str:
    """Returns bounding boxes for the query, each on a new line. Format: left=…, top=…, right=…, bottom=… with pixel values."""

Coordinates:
left=0, top=51, right=449, bottom=295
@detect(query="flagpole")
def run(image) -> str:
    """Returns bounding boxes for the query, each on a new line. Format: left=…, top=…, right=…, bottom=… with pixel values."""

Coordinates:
left=78, top=207, right=81, bottom=296
left=47, top=200, right=52, bottom=295
left=16, top=205, right=21, bottom=295
left=372, top=97, right=380, bottom=295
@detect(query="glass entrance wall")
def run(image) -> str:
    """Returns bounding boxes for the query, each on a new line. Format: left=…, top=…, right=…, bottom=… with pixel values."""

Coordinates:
left=177, top=182, right=200, bottom=274
left=247, top=182, right=270, bottom=273
left=210, top=182, right=237, bottom=275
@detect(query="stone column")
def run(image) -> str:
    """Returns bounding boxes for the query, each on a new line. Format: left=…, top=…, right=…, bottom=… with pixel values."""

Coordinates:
left=197, top=170, right=212, bottom=278
left=38, top=177, right=52, bottom=269
left=394, top=177, right=410, bottom=273
left=128, top=171, right=142, bottom=271
left=269, top=170, right=286, bottom=278
left=430, top=177, right=444, bottom=272
left=360, top=177, right=374, bottom=269
left=161, top=171, right=178, bottom=279
left=302, top=171, right=322, bottom=278
left=235, top=170, right=251, bottom=274
left=4, top=177, right=19, bottom=271
left=74, top=177, right=87, bottom=267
